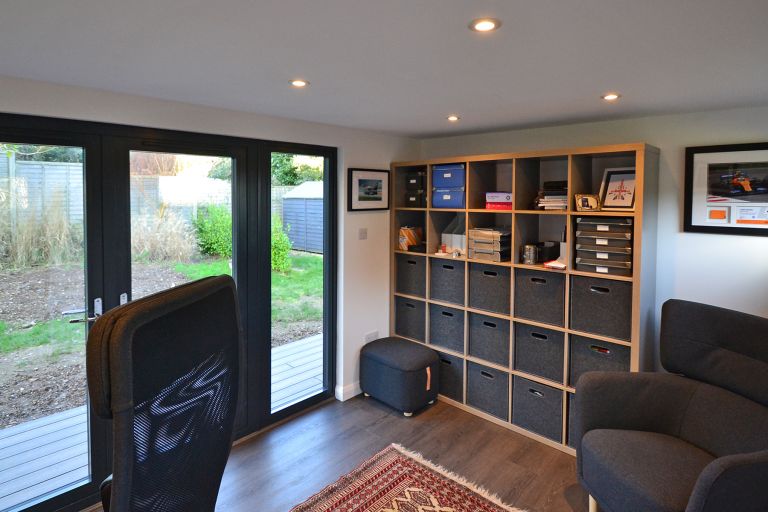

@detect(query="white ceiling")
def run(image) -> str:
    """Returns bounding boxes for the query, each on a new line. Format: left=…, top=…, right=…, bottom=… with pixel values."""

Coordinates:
left=0, top=0, right=767, bottom=137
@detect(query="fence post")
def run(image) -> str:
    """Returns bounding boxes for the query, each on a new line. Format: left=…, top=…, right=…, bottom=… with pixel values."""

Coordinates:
left=8, top=152, right=17, bottom=243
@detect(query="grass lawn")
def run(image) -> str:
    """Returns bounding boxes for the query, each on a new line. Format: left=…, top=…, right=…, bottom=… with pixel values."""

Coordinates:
left=0, top=319, right=85, bottom=355
left=175, top=252, right=323, bottom=323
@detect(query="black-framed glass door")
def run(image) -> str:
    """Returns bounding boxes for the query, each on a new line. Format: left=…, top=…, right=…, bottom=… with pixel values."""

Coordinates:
left=0, top=130, right=110, bottom=512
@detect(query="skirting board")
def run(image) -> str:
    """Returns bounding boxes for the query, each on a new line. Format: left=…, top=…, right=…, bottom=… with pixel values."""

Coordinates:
left=335, top=381, right=361, bottom=401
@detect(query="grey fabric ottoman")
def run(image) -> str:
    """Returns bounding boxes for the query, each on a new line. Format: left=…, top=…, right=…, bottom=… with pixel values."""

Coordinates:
left=360, top=337, right=439, bottom=416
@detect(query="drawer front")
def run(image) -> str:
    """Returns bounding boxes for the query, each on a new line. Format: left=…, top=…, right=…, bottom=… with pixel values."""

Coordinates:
left=576, top=234, right=632, bottom=249
left=513, top=269, right=565, bottom=327
left=513, top=323, right=565, bottom=383
left=404, top=190, right=426, bottom=207
left=570, top=276, right=632, bottom=340
left=437, top=351, right=464, bottom=402
left=568, top=335, right=630, bottom=387
left=432, top=188, right=466, bottom=208
left=575, top=217, right=633, bottom=234
left=468, top=313, right=510, bottom=367
left=430, top=260, right=465, bottom=305
left=396, top=253, right=426, bottom=297
left=394, top=296, right=425, bottom=341
left=432, top=165, right=466, bottom=188
left=512, top=376, right=563, bottom=442
left=429, top=304, right=465, bottom=353
left=469, top=263, right=511, bottom=314
left=575, top=258, right=632, bottom=277
left=575, top=248, right=632, bottom=263
left=467, top=362, right=509, bottom=420
left=404, top=171, right=426, bottom=190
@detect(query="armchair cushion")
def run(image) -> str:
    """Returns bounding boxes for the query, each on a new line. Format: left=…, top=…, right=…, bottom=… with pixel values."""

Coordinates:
left=582, top=429, right=714, bottom=512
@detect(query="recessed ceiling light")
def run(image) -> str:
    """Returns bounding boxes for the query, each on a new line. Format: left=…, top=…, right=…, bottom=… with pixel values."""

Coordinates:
left=601, top=92, right=621, bottom=102
left=469, top=18, right=501, bottom=32
left=447, top=115, right=460, bottom=122
left=291, top=79, right=309, bottom=88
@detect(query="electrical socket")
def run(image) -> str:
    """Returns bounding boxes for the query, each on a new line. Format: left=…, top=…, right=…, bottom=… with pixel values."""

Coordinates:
left=364, top=330, right=379, bottom=343
left=358, top=228, right=368, bottom=240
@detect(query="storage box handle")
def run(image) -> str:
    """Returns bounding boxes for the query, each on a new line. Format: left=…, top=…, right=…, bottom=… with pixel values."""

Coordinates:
left=480, top=371, right=495, bottom=380
left=531, top=277, right=547, bottom=285
left=442, top=264, right=454, bottom=270
left=483, top=321, right=497, bottom=329
left=407, top=260, right=417, bottom=265
left=441, top=311, right=454, bottom=317
left=483, top=270, right=498, bottom=277
left=531, top=332, right=548, bottom=340
left=405, top=303, right=416, bottom=309
left=590, top=344, right=611, bottom=355
left=528, top=388, right=544, bottom=398
left=440, top=358, right=452, bottom=366
left=590, top=285, right=611, bottom=294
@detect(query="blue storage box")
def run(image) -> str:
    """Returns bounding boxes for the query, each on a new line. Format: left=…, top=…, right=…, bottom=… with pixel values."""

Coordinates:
left=432, top=164, right=466, bottom=189
left=432, top=188, right=466, bottom=208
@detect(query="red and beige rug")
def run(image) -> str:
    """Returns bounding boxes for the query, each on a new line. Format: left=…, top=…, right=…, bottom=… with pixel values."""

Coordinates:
left=290, top=444, right=525, bottom=512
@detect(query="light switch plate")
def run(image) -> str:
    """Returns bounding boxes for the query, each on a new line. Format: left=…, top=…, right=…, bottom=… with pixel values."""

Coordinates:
left=358, top=228, right=368, bottom=240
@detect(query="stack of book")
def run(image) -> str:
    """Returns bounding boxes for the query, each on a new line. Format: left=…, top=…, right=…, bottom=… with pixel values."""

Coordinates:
left=534, top=180, right=567, bottom=210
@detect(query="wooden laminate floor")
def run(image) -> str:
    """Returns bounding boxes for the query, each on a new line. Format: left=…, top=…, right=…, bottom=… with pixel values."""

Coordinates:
left=216, top=397, right=588, bottom=512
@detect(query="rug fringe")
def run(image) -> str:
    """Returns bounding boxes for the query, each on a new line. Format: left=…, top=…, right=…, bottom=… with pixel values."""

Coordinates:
left=389, top=443, right=528, bottom=512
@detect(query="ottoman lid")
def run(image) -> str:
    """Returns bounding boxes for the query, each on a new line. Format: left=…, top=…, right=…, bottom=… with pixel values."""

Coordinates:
left=361, top=337, right=438, bottom=371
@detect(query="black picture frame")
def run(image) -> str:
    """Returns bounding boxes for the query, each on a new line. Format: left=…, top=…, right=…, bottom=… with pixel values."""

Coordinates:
left=347, top=168, right=389, bottom=211
left=684, top=142, right=768, bottom=236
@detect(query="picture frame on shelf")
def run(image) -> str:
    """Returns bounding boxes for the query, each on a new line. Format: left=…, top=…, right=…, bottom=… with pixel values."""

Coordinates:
left=574, top=194, right=601, bottom=212
left=347, top=168, right=389, bottom=211
left=599, top=167, right=636, bottom=211
left=684, top=142, right=768, bottom=236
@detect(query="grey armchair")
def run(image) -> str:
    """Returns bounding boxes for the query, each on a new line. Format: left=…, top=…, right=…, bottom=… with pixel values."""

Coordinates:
left=574, top=299, right=768, bottom=512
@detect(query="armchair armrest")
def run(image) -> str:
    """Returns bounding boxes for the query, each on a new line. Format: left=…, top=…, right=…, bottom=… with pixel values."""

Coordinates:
left=686, top=450, right=768, bottom=512
left=574, top=371, right=699, bottom=475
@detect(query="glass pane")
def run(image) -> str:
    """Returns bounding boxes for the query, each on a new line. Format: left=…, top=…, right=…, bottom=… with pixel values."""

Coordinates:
left=270, top=152, right=325, bottom=412
left=0, top=143, right=90, bottom=510
left=129, top=151, right=233, bottom=300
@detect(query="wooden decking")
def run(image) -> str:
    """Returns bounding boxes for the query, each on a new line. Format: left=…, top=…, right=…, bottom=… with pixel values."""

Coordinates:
left=0, top=334, right=324, bottom=511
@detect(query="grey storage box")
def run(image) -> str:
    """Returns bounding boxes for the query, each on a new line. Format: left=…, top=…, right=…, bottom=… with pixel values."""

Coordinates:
left=360, top=337, right=439, bottom=416
left=404, top=171, right=426, bottom=190
left=429, top=303, right=464, bottom=353
left=512, top=376, right=563, bottom=442
left=436, top=351, right=464, bottom=402
left=469, top=263, right=511, bottom=315
left=430, top=260, right=465, bottom=305
left=568, top=335, right=630, bottom=386
left=395, top=296, right=425, bottom=341
left=513, top=323, right=565, bottom=383
left=404, top=190, right=426, bottom=208
left=469, top=313, right=510, bottom=367
left=395, top=253, right=426, bottom=297
left=570, top=276, right=632, bottom=340
left=467, top=362, right=509, bottom=420
left=514, top=269, right=565, bottom=326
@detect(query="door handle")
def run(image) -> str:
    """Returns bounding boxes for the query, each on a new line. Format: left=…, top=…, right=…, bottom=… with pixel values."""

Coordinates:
left=68, top=298, right=102, bottom=324
left=69, top=316, right=99, bottom=324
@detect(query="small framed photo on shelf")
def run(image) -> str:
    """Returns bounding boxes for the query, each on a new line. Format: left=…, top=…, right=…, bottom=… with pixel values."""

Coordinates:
left=684, top=142, right=768, bottom=236
left=347, top=168, right=389, bottom=211
left=599, top=167, right=636, bottom=211
left=574, top=194, right=601, bottom=212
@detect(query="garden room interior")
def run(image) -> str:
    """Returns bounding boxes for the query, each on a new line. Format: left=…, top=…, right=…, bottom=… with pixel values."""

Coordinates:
left=0, top=2, right=766, bottom=512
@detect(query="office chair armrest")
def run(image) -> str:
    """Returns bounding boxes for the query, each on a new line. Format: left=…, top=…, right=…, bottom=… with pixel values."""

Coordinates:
left=573, top=371, right=699, bottom=477
left=686, top=450, right=768, bottom=512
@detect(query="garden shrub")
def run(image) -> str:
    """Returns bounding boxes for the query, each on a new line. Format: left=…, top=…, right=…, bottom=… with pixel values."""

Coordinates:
left=194, top=204, right=232, bottom=258
left=271, top=216, right=292, bottom=273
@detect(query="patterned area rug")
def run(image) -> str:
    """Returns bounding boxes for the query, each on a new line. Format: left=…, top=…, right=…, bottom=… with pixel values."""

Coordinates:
left=290, top=444, right=525, bottom=512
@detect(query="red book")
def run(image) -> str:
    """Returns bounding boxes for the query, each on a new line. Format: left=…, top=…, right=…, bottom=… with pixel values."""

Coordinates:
left=485, top=202, right=513, bottom=210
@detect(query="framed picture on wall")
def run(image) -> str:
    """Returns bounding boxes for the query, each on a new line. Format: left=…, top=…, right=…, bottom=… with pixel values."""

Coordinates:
left=599, top=167, right=636, bottom=211
left=347, top=168, right=389, bottom=211
left=685, top=142, right=768, bottom=236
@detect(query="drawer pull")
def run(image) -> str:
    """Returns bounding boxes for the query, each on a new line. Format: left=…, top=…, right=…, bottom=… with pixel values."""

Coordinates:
left=590, top=345, right=611, bottom=355
left=483, top=270, right=498, bottom=277
left=441, top=311, right=454, bottom=317
left=442, top=264, right=454, bottom=270
left=480, top=371, right=495, bottom=379
left=483, top=321, right=497, bottom=329
left=531, top=332, right=548, bottom=340
left=531, top=277, right=547, bottom=285
left=405, top=303, right=416, bottom=309
left=407, top=260, right=417, bottom=265
left=528, top=388, right=544, bottom=398
left=440, top=359, right=452, bottom=366
left=590, top=286, right=610, bottom=294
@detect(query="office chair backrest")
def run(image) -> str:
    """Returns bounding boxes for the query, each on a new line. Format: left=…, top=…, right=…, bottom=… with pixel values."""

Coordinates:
left=87, top=276, right=241, bottom=512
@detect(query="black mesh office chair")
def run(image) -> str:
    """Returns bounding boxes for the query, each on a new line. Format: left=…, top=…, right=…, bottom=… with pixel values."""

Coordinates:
left=87, top=276, right=242, bottom=512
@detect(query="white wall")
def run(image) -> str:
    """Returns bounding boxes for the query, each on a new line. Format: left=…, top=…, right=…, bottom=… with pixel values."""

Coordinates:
left=0, top=75, right=420, bottom=401
left=420, top=106, right=768, bottom=366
